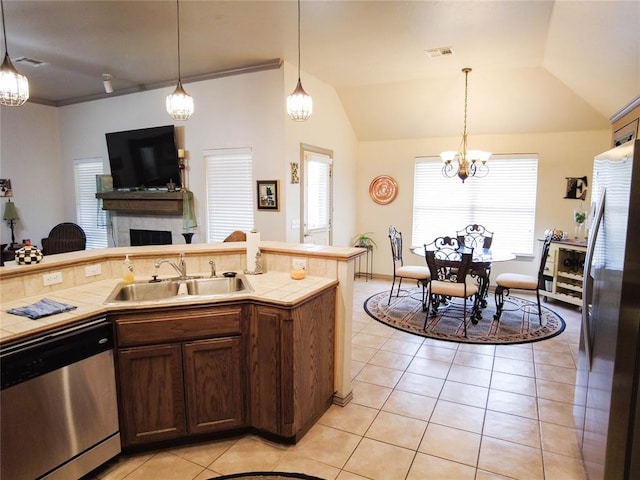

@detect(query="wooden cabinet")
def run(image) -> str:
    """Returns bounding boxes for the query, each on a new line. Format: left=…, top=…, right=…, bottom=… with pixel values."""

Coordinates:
left=541, top=240, right=586, bottom=307
left=248, top=287, right=336, bottom=441
left=114, top=305, right=245, bottom=447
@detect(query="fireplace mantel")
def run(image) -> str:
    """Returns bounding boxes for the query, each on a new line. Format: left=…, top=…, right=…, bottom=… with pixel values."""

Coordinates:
left=96, top=191, right=183, bottom=214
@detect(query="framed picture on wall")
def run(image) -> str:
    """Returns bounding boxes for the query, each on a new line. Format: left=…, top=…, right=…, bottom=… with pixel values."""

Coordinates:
left=257, top=180, right=279, bottom=211
left=0, top=179, right=13, bottom=197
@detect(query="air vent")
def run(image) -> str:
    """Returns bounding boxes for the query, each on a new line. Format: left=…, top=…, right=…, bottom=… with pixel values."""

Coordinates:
left=425, top=47, right=454, bottom=58
left=14, top=56, right=47, bottom=67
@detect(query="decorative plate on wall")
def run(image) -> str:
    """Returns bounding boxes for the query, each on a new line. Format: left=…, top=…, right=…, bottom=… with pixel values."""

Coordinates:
left=369, top=175, right=398, bottom=205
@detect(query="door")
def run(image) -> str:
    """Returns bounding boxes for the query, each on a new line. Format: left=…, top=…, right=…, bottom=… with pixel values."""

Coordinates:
left=301, top=145, right=333, bottom=245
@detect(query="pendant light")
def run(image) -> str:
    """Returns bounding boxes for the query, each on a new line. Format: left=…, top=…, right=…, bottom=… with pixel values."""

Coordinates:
left=441, top=67, right=490, bottom=182
left=0, top=0, right=29, bottom=106
left=287, top=0, right=312, bottom=121
left=166, top=0, right=193, bottom=121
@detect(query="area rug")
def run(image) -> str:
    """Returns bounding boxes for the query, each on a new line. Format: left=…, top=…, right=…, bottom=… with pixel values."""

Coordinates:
left=209, top=473, right=325, bottom=480
left=364, top=289, right=566, bottom=345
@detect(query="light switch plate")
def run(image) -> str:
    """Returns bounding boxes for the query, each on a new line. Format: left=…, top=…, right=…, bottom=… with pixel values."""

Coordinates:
left=84, top=264, right=102, bottom=277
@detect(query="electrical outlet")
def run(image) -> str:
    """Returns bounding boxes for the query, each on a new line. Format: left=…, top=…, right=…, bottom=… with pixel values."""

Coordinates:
left=84, top=264, right=102, bottom=277
left=42, top=272, right=63, bottom=286
left=292, top=258, right=307, bottom=270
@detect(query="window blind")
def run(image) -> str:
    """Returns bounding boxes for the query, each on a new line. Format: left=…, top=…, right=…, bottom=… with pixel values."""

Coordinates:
left=73, top=158, right=108, bottom=249
left=205, top=148, right=254, bottom=242
left=412, top=155, right=538, bottom=255
left=305, top=154, right=331, bottom=231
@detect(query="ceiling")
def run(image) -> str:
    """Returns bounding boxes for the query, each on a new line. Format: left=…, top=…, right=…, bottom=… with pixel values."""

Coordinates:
left=3, top=0, right=639, bottom=141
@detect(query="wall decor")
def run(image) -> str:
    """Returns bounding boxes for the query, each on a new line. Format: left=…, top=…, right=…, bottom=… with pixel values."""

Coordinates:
left=257, top=180, right=279, bottom=210
left=290, top=162, right=300, bottom=184
left=613, top=118, right=638, bottom=147
left=564, top=176, right=588, bottom=200
left=0, top=179, right=13, bottom=197
left=369, top=175, right=398, bottom=205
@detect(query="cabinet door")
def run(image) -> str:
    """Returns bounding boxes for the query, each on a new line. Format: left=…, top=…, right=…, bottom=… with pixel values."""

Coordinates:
left=183, top=337, right=244, bottom=434
left=118, top=344, right=186, bottom=446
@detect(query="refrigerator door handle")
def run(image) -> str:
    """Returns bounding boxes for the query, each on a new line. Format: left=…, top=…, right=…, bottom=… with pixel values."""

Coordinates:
left=582, top=188, right=605, bottom=368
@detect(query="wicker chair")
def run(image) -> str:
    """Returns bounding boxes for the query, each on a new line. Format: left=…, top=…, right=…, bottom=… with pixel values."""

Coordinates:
left=41, top=223, right=87, bottom=255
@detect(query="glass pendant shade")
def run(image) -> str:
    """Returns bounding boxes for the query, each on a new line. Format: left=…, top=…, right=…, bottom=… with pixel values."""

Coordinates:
left=0, top=52, right=28, bottom=107
left=166, top=81, right=194, bottom=121
left=287, top=78, right=313, bottom=121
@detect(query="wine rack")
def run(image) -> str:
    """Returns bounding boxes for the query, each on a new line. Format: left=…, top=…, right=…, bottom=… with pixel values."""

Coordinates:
left=540, top=240, right=587, bottom=307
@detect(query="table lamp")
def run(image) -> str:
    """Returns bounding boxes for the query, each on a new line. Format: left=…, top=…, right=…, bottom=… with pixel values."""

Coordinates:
left=3, top=200, right=19, bottom=248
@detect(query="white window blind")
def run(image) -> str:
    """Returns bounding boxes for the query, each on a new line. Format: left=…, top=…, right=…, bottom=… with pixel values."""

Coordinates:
left=412, top=155, right=538, bottom=255
left=73, top=158, right=108, bottom=249
left=205, top=148, right=254, bottom=242
left=305, top=153, right=331, bottom=231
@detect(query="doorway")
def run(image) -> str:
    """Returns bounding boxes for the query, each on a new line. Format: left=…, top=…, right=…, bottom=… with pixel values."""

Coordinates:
left=300, top=144, right=333, bottom=245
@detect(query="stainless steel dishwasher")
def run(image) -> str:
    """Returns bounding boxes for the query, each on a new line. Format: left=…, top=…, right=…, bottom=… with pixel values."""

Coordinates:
left=1, top=317, right=121, bottom=480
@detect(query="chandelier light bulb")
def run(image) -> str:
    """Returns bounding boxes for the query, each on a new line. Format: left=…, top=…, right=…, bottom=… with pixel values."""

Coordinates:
left=0, top=0, right=29, bottom=107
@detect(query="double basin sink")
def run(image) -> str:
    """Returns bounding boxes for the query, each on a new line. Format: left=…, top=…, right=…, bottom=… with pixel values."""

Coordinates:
left=105, top=274, right=253, bottom=304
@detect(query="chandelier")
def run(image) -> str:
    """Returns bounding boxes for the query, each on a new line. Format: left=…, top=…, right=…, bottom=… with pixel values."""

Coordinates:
left=0, top=0, right=29, bottom=106
left=441, top=67, right=490, bottom=182
left=166, top=0, right=194, bottom=121
left=286, top=0, right=312, bottom=121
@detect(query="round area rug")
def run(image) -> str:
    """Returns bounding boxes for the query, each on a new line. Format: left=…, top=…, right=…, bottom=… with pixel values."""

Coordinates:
left=209, top=473, right=325, bottom=480
left=364, top=288, right=566, bottom=345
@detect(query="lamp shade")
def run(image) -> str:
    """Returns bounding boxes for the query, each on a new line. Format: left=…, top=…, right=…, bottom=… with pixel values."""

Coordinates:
left=3, top=200, right=18, bottom=221
left=0, top=52, right=29, bottom=106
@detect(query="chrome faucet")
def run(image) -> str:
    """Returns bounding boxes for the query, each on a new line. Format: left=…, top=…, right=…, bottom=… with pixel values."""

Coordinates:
left=209, top=260, right=216, bottom=277
left=154, top=253, right=188, bottom=279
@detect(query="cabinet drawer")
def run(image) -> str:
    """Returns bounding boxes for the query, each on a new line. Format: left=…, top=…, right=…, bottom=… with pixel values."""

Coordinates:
left=115, top=306, right=243, bottom=346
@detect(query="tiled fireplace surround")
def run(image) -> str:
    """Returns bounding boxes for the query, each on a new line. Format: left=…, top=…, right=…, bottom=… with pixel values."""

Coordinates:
left=112, top=212, right=195, bottom=247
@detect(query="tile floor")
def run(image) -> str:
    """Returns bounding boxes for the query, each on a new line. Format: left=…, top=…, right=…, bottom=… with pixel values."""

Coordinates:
left=93, top=278, right=588, bottom=480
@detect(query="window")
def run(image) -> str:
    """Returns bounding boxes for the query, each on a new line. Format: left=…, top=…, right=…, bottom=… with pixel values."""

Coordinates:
left=412, top=154, right=538, bottom=255
left=73, top=158, right=109, bottom=249
left=205, top=148, right=254, bottom=242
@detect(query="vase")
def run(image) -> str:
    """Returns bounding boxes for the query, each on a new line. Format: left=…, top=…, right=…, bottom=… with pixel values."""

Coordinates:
left=182, top=232, right=194, bottom=244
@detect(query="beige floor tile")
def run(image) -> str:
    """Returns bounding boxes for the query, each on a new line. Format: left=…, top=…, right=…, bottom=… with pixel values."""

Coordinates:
left=534, top=349, right=576, bottom=368
left=406, top=452, right=476, bottom=480
left=365, top=410, right=427, bottom=450
left=490, top=371, right=537, bottom=397
left=406, top=356, right=451, bottom=378
left=543, top=450, right=588, bottom=479
left=390, top=328, right=425, bottom=344
left=207, top=437, right=288, bottom=475
left=396, top=371, right=444, bottom=397
left=418, top=423, right=481, bottom=467
left=440, top=380, right=489, bottom=408
left=351, top=360, right=365, bottom=379
left=318, top=403, right=378, bottom=435
left=494, top=344, right=534, bottom=362
left=447, top=364, right=492, bottom=387
left=352, top=332, right=388, bottom=349
left=115, top=452, right=205, bottom=480
left=351, top=344, right=377, bottom=363
left=97, top=452, right=155, bottom=480
left=475, top=469, right=517, bottom=479
left=493, top=356, right=536, bottom=377
left=457, top=343, right=496, bottom=356
left=535, top=362, right=578, bottom=385
left=193, top=469, right=218, bottom=480
left=335, top=471, right=371, bottom=479
left=487, top=389, right=539, bottom=419
left=290, top=424, right=361, bottom=468
left=168, top=438, right=237, bottom=467
left=453, top=350, right=495, bottom=370
left=380, top=337, right=422, bottom=355
left=381, top=389, right=437, bottom=421
left=537, top=378, right=578, bottom=404
left=483, top=410, right=541, bottom=448
left=415, top=343, right=458, bottom=362
left=354, top=363, right=404, bottom=388
left=359, top=320, right=395, bottom=338
left=431, top=399, right=486, bottom=433
left=540, top=421, right=583, bottom=458
left=478, top=436, right=544, bottom=480
left=368, top=349, right=413, bottom=370
left=275, top=452, right=341, bottom=480
left=351, top=379, right=393, bottom=409
left=344, top=438, right=415, bottom=480
left=538, top=397, right=581, bottom=428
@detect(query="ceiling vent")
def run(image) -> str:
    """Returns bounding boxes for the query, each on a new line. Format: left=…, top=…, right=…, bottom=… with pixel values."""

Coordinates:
left=425, top=47, right=454, bottom=58
left=14, top=56, right=47, bottom=67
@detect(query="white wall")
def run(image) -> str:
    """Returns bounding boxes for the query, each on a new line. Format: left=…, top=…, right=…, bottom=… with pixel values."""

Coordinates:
left=0, top=103, right=63, bottom=246
left=357, top=129, right=611, bottom=279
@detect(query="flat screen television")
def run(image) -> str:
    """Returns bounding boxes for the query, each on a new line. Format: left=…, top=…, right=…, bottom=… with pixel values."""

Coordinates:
left=106, top=125, right=181, bottom=191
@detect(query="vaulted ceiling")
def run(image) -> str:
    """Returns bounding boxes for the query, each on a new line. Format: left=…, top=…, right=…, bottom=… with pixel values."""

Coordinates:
left=3, top=0, right=639, bottom=140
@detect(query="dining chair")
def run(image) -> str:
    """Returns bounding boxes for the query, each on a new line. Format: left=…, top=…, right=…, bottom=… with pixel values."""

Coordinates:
left=388, top=226, right=431, bottom=310
left=493, top=234, right=553, bottom=324
left=456, top=224, right=494, bottom=249
left=424, top=236, right=479, bottom=337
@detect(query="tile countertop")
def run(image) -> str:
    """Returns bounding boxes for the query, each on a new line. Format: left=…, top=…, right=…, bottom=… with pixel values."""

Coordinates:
left=0, top=271, right=338, bottom=345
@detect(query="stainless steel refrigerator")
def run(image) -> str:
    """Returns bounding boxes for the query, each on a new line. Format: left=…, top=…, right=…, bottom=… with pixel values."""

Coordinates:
left=575, top=138, right=640, bottom=479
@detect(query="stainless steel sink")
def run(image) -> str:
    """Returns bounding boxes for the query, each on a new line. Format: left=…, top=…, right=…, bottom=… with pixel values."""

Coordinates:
left=105, top=275, right=252, bottom=304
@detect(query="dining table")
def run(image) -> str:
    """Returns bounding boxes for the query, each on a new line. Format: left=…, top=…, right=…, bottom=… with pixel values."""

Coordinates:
left=411, top=245, right=516, bottom=319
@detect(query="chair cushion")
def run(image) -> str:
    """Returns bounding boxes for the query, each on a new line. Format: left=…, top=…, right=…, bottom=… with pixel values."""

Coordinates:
left=396, top=265, right=431, bottom=280
left=495, top=273, right=537, bottom=290
left=430, top=279, right=478, bottom=298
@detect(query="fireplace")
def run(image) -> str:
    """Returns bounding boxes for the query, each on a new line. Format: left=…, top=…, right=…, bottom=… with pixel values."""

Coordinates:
left=130, top=229, right=172, bottom=246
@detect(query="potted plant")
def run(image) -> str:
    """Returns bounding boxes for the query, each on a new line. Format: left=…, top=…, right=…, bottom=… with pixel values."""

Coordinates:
left=353, top=232, right=377, bottom=249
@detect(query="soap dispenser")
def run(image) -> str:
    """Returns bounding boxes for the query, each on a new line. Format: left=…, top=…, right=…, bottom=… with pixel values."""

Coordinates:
left=123, top=254, right=134, bottom=284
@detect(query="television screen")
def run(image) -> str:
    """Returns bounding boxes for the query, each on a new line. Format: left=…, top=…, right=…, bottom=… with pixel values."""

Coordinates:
left=106, top=125, right=181, bottom=190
